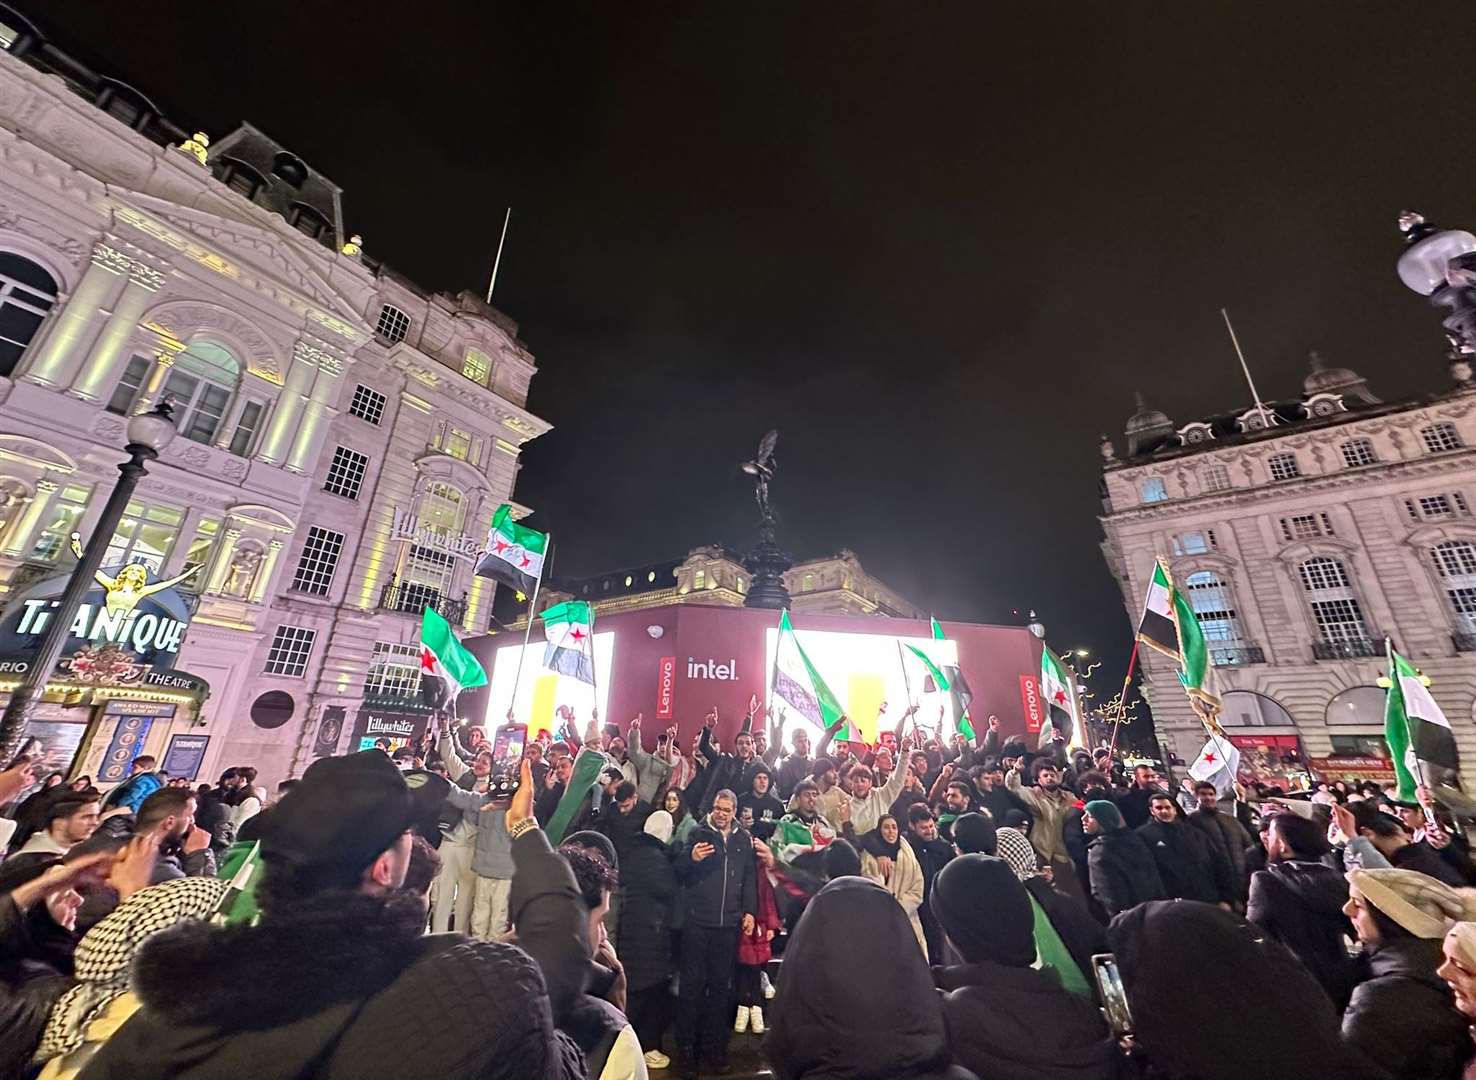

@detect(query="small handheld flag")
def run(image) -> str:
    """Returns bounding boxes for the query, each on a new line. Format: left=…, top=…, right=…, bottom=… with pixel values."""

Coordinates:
left=1384, top=643, right=1459, bottom=803
left=542, top=600, right=596, bottom=685
left=773, top=611, right=849, bottom=741
left=420, top=607, right=488, bottom=698
left=475, top=505, right=548, bottom=595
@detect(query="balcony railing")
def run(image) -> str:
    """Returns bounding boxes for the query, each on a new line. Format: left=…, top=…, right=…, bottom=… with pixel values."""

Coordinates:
left=1209, top=642, right=1266, bottom=667
left=378, top=579, right=467, bottom=625
left=1312, top=636, right=1381, bottom=661
left=1454, top=631, right=1476, bottom=653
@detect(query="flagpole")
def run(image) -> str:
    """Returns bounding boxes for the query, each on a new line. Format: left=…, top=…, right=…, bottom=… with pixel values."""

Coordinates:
left=507, top=535, right=550, bottom=723
left=1107, top=639, right=1140, bottom=757
left=767, top=613, right=783, bottom=748
left=1221, top=308, right=1271, bottom=430
left=895, top=637, right=915, bottom=743
left=486, top=208, right=511, bottom=304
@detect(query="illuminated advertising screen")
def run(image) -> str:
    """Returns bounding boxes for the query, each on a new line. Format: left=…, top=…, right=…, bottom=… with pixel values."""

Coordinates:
left=483, top=631, right=615, bottom=736
left=762, top=626, right=960, bottom=744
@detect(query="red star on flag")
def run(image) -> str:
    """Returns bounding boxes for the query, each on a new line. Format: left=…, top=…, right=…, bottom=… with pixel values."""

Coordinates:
left=1203, top=752, right=1216, bottom=764
left=519, top=554, right=532, bottom=568
left=569, top=627, right=586, bottom=642
left=492, top=539, right=509, bottom=555
left=419, top=647, right=438, bottom=674
left=1052, top=689, right=1068, bottom=705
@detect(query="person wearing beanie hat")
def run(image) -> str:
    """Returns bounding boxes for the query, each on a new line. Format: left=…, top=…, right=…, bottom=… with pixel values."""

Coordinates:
left=79, top=755, right=589, bottom=1080
left=1083, top=797, right=1165, bottom=918
left=619, top=809, right=680, bottom=1071
left=737, top=760, right=784, bottom=841
left=1342, top=867, right=1476, bottom=1078
left=930, top=855, right=1116, bottom=1079
left=949, top=811, right=997, bottom=856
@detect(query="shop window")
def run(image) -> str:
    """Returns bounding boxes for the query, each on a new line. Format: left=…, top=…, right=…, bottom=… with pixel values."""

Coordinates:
left=29, top=484, right=91, bottom=562
left=1220, top=690, right=1293, bottom=727
left=104, top=501, right=183, bottom=574
left=1329, top=734, right=1389, bottom=758
left=1326, top=686, right=1386, bottom=726
left=0, top=252, right=58, bottom=377
left=105, top=355, right=152, bottom=415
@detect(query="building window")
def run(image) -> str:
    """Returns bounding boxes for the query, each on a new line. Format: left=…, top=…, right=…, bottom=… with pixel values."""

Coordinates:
left=1432, top=540, right=1476, bottom=634
left=292, top=526, right=345, bottom=596
left=1268, top=453, right=1300, bottom=481
left=1341, top=438, right=1377, bottom=468
left=180, top=517, right=220, bottom=583
left=365, top=642, right=421, bottom=698
left=105, top=355, right=152, bottom=415
left=0, top=253, right=58, bottom=377
left=161, top=341, right=239, bottom=445
left=1406, top=492, right=1469, bottom=521
left=228, top=400, right=265, bottom=457
left=323, top=446, right=369, bottom=499
left=1220, top=690, right=1293, bottom=727
left=1299, top=556, right=1370, bottom=646
left=1326, top=686, right=1386, bottom=726
left=105, top=501, right=183, bottom=574
left=1330, top=734, right=1389, bottom=757
left=418, top=481, right=465, bottom=538
left=265, top=625, right=316, bottom=677
left=1184, top=570, right=1240, bottom=642
left=289, top=204, right=329, bottom=241
left=349, top=384, right=387, bottom=425
left=1422, top=422, right=1462, bottom=454
left=397, top=545, right=455, bottom=612
left=1201, top=463, right=1232, bottom=493
left=1280, top=513, right=1334, bottom=541
left=1139, top=477, right=1168, bottom=503
left=1171, top=531, right=1216, bottom=555
left=462, top=349, right=492, bottom=386
left=29, top=483, right=91, bottom=562
left=375, top=304, right=410, bottom=345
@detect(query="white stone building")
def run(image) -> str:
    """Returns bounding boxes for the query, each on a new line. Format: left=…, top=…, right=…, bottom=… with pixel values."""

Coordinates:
left=0, top=14, right=548, bottom=787
left=1100, top=356, right=1476, bottom=785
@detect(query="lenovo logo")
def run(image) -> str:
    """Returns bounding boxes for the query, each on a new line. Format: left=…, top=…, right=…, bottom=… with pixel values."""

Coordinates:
left=687, top=657, right=737, bottom=681
left=1020, top=675, right=1042, bottom=733
left=657, top=656, right=676, bottom=719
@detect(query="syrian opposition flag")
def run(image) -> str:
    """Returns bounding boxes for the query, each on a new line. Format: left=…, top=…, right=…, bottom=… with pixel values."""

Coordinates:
left=925, top=616, right=976, bottom=741
left=1137, top=561, right=1180, bottom=660
left=542, top=600, right=595, bottom=685
left=1168, top=576, right=1223, bottom=733
left=475, top=504, right=547, bottom=595
left=773, top=610, right=850, bottom=741
left=420, top=606, right=488, bottom=698
left=1385, top=644, right=1460, bottom=802
left=1039, top=645, right=1078, bottom=749
left=1188, top=736, right=1241, bottom=799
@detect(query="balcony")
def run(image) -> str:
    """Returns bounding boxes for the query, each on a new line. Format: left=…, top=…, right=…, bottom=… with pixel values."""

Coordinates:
left=1454, top=631, right=1476, bottom=653
left=1312, top=636, right=1381, bottom=661
left=378, top=579, right=467, bottom=625
left=1209, top=642, right=1266, bottom=667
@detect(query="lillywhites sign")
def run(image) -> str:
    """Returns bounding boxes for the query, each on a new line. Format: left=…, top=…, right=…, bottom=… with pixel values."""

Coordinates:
left=391, top=509, right=481, bottom=562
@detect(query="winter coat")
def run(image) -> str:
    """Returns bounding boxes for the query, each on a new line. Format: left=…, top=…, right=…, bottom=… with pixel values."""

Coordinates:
left=1391, top=840, right=1469, bottom=887
left=439, top=734, right=513, bottom=878
left=77, top=831, right=588, bottom=1080
left=614, top=833, right=677, bottom=992
left=626, top=735, right=674, bottom=805
left=860, top=840, right=927, bottom=956
left=975, top=785, right=1031, bottom=831
left=0, top=890, right=75, bottom=1077
left=592, top=801, right=652, bottom=860
left=935, top=961, right=1118, bottom=1080
left=907, top=833, right=954, bottom=964
left=1004, top=775, right=1075, bottom=863
left=101, top=771, right=162, bottom=814
left=1246, top=859, right=1358, bottom=1007
left=737, top=785, right=785, bottom=842
left=1188, top=807, right=1252, bottom=902
left=1086, top=828, right=1167, bottom=917
left=1136, top=818, right=1224, bottom=904
left=774, top=753, right=812, bottom=801
left=674, top=819, right=757, bottom=930
left=737, top=857, right=783, bottom=967
left=1342, top=936, right=1469, bottom=1080
left=765, top=878, right=967, bottom=1080
left=694, top=726, right=752, bottom=812
left=1113, top=785, right=1158, bottom=830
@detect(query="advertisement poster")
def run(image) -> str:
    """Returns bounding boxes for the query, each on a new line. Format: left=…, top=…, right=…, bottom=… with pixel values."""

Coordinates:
left=97, top=700, right=175, bottom=784
left=1309, top=755, right=1397, bottom=783
left=161, top=734, right=210, bottom=782
left=1229, top=734, right=1308, bottom=790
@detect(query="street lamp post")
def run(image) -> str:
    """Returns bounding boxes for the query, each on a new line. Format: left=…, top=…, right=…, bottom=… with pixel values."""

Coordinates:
left=0, top=402, right=177, bottom=763
left=1396, top=211, right=1476, bottom=387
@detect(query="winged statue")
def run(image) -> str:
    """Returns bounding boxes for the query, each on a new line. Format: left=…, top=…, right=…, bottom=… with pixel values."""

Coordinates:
left=740, top=430, right=779, bottom=521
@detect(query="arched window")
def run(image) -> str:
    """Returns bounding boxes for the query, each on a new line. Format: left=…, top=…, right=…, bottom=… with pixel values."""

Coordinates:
left=0, top=253, right=58, bottom=377
left=1221, top=690, right=1293, bottom=727
left=1326, top=686, right=1386, bottom=726
left=1422, top=422, right=1462, bottom=453
left=162, top=341, right=239, bottom=444
left=1341, top=438, right=1377, bottom=468
left=1299, top=556, right=1371, bottom=652
left=419, top=481, right=465, bottom=539
left=1184, top=571, right=1240, bottom=643
left=1431, top=540, right=1476, bottom=635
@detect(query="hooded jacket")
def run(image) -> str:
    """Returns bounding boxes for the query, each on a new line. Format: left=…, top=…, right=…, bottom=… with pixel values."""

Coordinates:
left=737, top=763, right=785, bottom=842
left=77, top=831, right=587, bottom=1080
left=765, top=877, right=969, bottom=1080
left=614, top=832, right=677, bottom=992
left=1342, top=936, right=1469, bottom=1080
left=1246, top=859, right=1358, bottom=1007
left=1188, top=807, right=1252, bottom=902
left=1086, top=827, right=1166, bottom=917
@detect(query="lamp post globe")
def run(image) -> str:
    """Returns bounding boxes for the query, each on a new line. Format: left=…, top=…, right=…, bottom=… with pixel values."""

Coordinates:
left=1397, top=211, right=1476, bottom=387
left=0, top=400, right=178, bottom=762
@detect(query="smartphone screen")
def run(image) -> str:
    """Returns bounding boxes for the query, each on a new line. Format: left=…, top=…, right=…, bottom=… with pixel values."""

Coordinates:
left=488, top=723, right=527, bottom=797
left=1091, top=953, right=1133, bottom=1035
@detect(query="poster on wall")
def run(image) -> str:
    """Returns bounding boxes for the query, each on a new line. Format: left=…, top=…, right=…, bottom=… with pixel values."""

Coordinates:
left=161, top=734, right=210, bottom=782
left=1229, top=734, right=1308, bottom=790
left=96, top=700, right=175, bottom=785
left=313, top=706, right=346, bottom=757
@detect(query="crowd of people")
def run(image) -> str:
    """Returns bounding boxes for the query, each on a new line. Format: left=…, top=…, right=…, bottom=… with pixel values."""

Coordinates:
left=2, top=702, right=1476, bottom=1079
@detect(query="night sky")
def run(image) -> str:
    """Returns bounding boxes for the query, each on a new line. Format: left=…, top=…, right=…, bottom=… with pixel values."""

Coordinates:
left=36, top=3, right=1476, bottom=701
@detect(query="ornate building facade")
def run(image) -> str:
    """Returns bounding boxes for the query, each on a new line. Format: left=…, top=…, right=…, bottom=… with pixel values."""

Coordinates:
left=0, top=12, right=548, bottom=785
left=1100, top=355, right=1476, bottom=784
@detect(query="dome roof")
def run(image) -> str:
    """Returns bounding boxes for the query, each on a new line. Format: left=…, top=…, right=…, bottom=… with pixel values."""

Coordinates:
left=1124, top=391, right=1173, bottom=435
left=1302, top=351, right=1367, bottom=396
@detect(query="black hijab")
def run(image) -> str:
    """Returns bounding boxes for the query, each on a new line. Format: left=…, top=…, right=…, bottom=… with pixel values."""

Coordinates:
left=859, top=814, right=902, bottom=861
left=1110, top=901, right=1391, bottom=1080
left=766, top=877, right=970, bottom=1080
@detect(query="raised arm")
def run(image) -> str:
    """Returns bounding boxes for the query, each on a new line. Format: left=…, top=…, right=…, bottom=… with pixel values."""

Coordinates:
left=928, top=761, right=956, bottom=806
left=438, top=729, right=470, bottom=783
left=627, top=715, right=652, bottom=770
left=816, top=714, right=847, bottom=762
left=877, top=749, right=909, bottom=807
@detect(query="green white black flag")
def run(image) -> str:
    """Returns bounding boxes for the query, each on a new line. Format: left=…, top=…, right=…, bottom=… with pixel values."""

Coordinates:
left=1384, top=644, right=1459, bottom=802
left=542, top=600, right=595, bottom=685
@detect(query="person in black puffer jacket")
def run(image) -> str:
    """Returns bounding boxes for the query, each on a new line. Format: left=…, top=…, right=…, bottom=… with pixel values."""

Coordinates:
left=1136, top=793, right=1225, bottom=905
left=737, top=761, right=785, bottom=842
left=618, top=810, right=679, bottom=1065
left=1082, top=801, right=1166, bottom=919
left=1246, top=812, right=1359, bottom=1007
left=78, top=752, right=587, bottom=1080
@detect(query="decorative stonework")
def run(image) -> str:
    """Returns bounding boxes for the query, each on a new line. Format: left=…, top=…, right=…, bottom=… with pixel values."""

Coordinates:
left=140, top=299, right=281, bottom=383
left=91, top=243, right=134, bottom=275
left=292, top=340, right=343, bottom=376
left=92, top=416, right=126, bottom=442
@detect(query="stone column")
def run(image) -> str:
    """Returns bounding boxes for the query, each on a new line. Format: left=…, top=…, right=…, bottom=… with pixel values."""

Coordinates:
left=257, top=342, right=321, bottom=467
left=249, top=538, right=285, bottom=604
left=19, top=245, right=130, bottom=388
left=1, top=478, right=56, bottom=557
left=67, top=261, right=166, bottom=402
left=284, top=346, right=344, bottom=474
left=131, top=338, right=187, bottom=413
left=204, top=527, right=242, bottom=594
